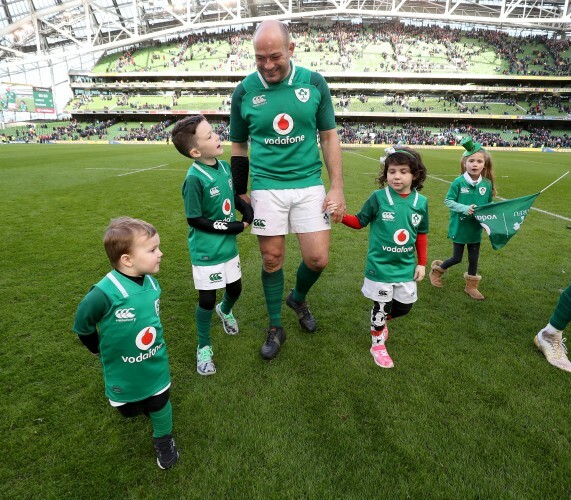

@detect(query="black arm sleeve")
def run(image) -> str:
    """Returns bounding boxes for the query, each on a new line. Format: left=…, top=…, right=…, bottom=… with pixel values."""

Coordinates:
left=234, top=194, right=254, bottom=224
left=187, top=216, right=245, bottom=234
left=231, top=155, right=249, bottom=195
left=78, top=331, right=100, bottom=354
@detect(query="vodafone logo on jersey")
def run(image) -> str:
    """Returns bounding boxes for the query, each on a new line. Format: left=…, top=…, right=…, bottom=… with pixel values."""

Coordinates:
left=222, top=198, right=232, bottom=215
left=393, top=229, right=410, bottom=245
left=135, top=326, right=157, bottom=351
left=273, top=113, right=294, bottom=135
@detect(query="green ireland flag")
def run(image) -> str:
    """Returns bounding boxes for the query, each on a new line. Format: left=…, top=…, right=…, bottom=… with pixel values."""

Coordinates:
left=473, top=193, right=540, bottom=250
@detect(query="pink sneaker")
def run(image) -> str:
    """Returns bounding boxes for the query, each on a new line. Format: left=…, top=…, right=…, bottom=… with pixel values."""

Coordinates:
left=370, top=343, right=394, bottom=368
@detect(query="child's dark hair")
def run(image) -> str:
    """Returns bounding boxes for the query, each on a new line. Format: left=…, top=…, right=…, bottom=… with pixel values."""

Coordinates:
left=377, top=147, right=427, bottom=191
left=171, top=114, right=205, bottom=158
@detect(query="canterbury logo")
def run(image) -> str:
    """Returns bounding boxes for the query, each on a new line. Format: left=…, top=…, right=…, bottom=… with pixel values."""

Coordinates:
left=252, top=95, right=266, bottom=105
left=115, top=308, right=135, bottom=319
left=213, top=221, right=228, bottom=230
left=253, top=218, right=266, bottom=229
left=209, top=273, right=223, bottom=282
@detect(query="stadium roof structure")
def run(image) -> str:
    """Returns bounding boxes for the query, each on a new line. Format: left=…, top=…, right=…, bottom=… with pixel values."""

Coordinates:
left=0, top=0, right=570, bottom=68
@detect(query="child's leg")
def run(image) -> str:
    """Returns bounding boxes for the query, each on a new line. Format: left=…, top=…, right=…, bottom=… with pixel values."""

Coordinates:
left=219, top=279, right=242, bottom=314
left=116, top=401, right=145, bottom=418
left=144, top=391, right=178, bottom=469
left=216, top=279, right=241, bottom=335
left=197, top=289, right=216, bottom=348
left=441, top=243, right=465, bottom=270
left=370, top=301, right=393, bottom=368
left=387, top=300, right=413, bottom=320
left=146, top=391, right=173, bottom=438
left=197, top=290, right=216, bottom=375
left=371, top=300, right=390, bottom=344
left=464, top=243, right=485, bottom=300
left=466, top=242, right=481, bottom=276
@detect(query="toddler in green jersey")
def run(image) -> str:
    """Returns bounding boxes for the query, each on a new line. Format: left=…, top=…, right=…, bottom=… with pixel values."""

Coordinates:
left=429, top=137, right=496, bottom=300
left=73, top=217, right=178, bottom=469
left=172, top=115, right=253, bottom=376
left=330, top=147, right=429, bottom=368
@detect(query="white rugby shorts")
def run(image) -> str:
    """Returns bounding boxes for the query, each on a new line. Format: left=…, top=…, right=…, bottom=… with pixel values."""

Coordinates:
left=192, top=255, right=241, bottom=290
left=250, top=185, right=331, bottom=235
left=361, top=278, right=418, bottom=304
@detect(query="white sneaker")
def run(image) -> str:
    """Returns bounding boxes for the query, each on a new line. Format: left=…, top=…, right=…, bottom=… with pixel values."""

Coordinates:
left=197, top=345, right=216, bottom=376
left=216, top=303, right=239, bottom=335
left=534, top=329, right=571, bottom=373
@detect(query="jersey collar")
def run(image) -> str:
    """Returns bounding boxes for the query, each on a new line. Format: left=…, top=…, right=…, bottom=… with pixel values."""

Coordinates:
left=257, top=60, right=296, bottom=89
left=384, top=186, right=419, bottom=207
left=463, top=171, right=482, bottom=186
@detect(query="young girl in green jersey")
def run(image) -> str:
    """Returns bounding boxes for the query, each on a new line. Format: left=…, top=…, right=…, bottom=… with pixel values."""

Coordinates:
left=73, top=217, right=178, bottom=469
left=172, top=115, right=253, bottom=376
left=429, top=137, right=496, bottom=300
left=330, top=146, right=429, bottom=368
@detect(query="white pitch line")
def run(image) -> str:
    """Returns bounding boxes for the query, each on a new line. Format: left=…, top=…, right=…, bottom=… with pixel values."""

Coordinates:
left=86, top=167, right=186, bottom=172
left=345, top=150, right=571, bottom=222
left=117, top=164, right=168, bottom=177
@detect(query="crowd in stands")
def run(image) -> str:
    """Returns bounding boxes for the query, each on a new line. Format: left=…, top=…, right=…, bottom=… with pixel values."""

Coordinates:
left=336, top=122, right=571, bottom=148
left=1, top=120, right=568, bottom=148
left=92, top=21, right=571, bottom=76
left=113, top=120, right=173, bottom=142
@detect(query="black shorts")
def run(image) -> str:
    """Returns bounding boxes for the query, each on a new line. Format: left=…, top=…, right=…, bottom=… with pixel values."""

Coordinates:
left=116, top=388, right=170, bottom=418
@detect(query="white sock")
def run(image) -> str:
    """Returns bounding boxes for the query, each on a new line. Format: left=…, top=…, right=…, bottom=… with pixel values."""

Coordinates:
left=543, top=323, right=563, bottom=337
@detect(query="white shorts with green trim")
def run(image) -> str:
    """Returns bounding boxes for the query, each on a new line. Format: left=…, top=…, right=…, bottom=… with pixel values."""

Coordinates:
left=192, top=255, right=241, bottom=290
left=250, top=185, right=331, bottom=236
left=361, top=278, right=418, bottom=304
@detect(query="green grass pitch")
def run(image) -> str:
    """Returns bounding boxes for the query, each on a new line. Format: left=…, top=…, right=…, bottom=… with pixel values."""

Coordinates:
left=1, top=143, right=570, bottom=498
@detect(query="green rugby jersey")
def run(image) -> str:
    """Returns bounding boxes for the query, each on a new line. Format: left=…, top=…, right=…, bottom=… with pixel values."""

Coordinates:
left=355, top=187, right=429, bottom=283
left=182, top=159, right=238, bottom=266
left=73, top=270, right=170, bottom=403
left=230, top=61, right=336, bottom=190
left=446, top=173, right=493, bottom=244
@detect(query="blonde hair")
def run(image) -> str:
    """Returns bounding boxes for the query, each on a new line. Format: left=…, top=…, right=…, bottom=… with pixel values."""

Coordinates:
left=461, top=149, right=497, bottom=197
left=103, top=217, right=157, bottom=267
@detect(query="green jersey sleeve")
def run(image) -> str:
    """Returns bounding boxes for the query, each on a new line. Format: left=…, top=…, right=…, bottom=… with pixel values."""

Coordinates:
left=229, top=83, right=249, bottom=143
left=73, top=286, right=112, bottom=335
left=310, top=72, right=336, bottom=132
left=355, top=193, right=379, bottom=228
left=182, top=174, right=205, bottom=218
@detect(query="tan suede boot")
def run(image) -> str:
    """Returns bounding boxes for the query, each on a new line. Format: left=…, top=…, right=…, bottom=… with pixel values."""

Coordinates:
left=464, top=273, right=484, bottom=300
left=429, top=260, right=446, bottom=288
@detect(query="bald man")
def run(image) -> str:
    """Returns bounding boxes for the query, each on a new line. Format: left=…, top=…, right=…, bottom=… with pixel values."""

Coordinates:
left=230, top=20, right=346, bottom=360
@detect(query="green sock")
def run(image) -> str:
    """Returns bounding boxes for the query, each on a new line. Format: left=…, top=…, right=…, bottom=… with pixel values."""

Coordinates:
left=262, top=268, right=284, bottom=327
left=220, top=291, right=238, bottom=315
left=196, top=305, right=213, bottom=348
left=293, top=261, right=322, bottom=303
left=550, top=284, right=571, bottom=331
left=149, top=400, right=173, bottom=438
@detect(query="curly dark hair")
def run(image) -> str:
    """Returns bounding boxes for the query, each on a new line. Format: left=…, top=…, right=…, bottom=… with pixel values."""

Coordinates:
left=377, top=146, right=427, bottom=191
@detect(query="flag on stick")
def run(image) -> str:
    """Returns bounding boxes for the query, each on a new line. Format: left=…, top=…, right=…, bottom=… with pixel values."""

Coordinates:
left=473, top=193, right=539, bottom=250
left=473, top=171, right=568, bottom=250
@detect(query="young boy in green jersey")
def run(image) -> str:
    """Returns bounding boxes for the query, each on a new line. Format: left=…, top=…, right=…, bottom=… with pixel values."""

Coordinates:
left=330, top=147, right=429, bottom=368
left=172, top=115, right=253, bottom=376
left=73, top=217, right=178, bottom=469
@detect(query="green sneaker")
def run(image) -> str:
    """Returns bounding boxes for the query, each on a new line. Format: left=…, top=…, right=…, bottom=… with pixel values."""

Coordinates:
left=216, top=303, right=239, bottom=335
left=197, top=345, right=216, bottom=376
